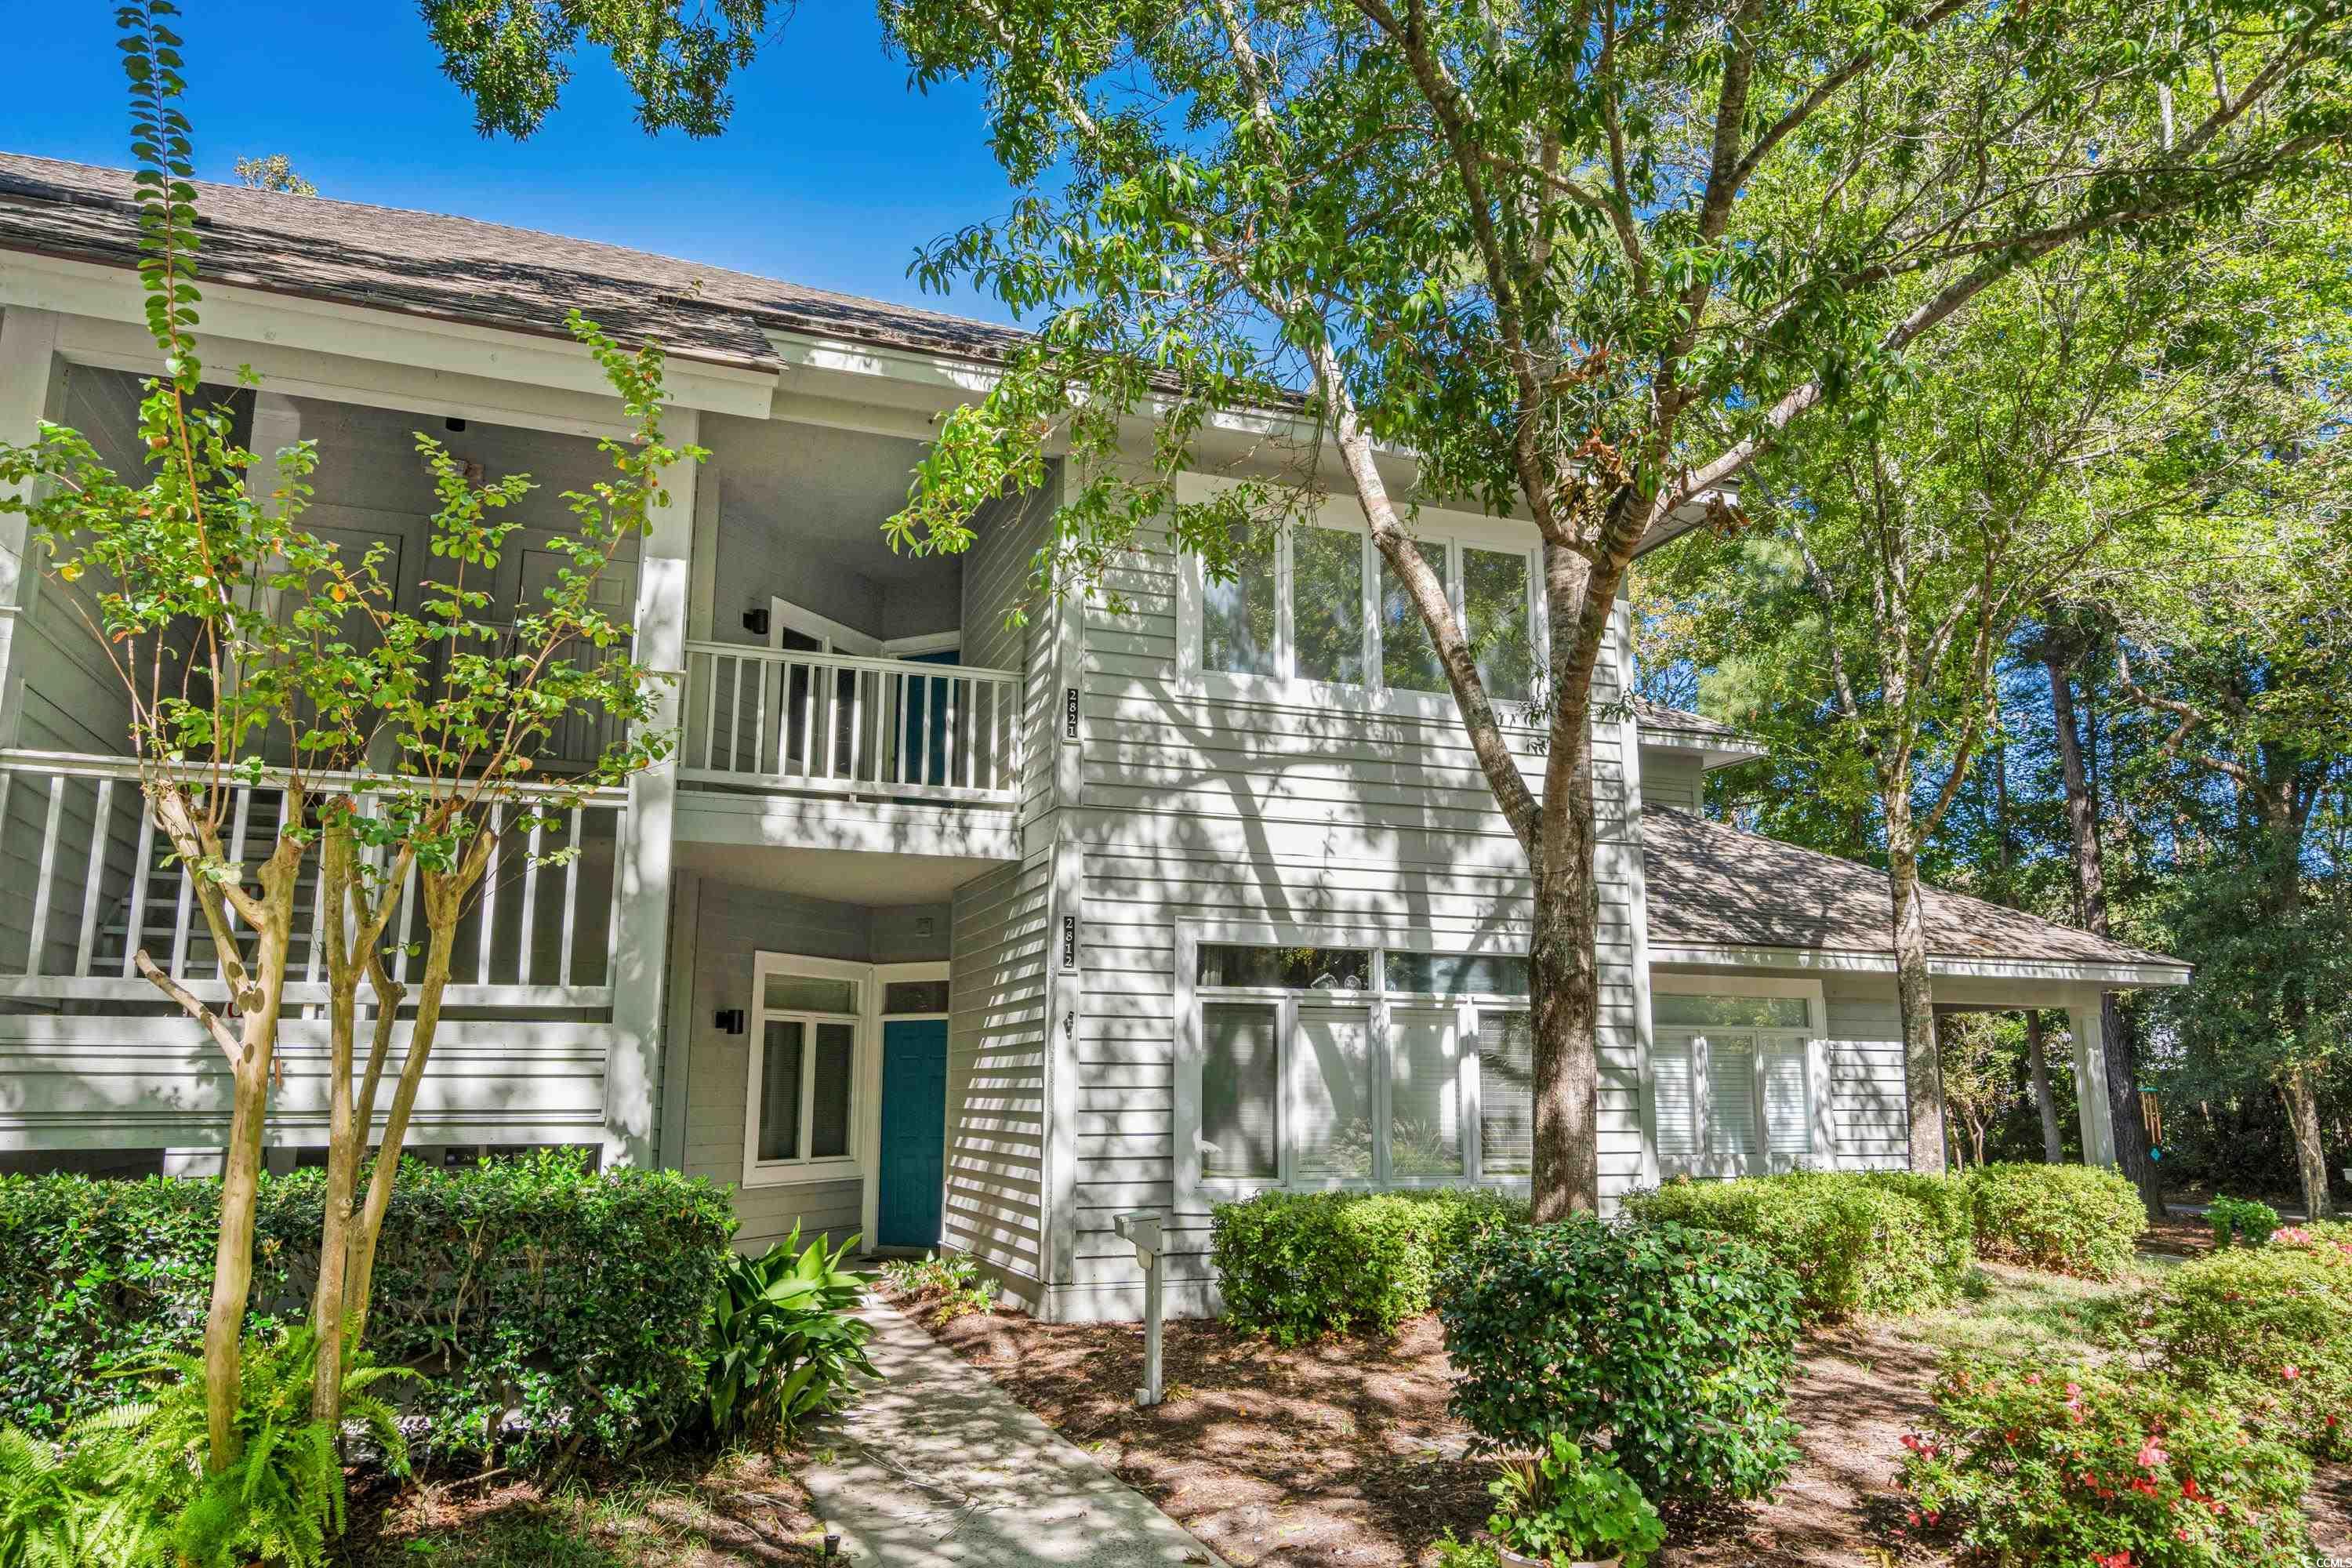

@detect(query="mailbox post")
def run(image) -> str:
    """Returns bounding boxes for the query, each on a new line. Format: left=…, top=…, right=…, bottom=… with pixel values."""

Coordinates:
left=1113, top=1210, right=1166, bottom=1407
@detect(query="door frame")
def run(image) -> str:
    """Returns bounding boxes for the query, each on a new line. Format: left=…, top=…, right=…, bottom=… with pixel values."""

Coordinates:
left=860, top=960, right=953, bottom=1247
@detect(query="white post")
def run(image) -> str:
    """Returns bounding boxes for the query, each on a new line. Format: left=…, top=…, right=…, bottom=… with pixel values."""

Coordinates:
left=1115, top=1210, right=1164, bottom=1406
left=0, top=307, right=63, bottom=751
left=604, top=410, right=697, bottom=1168
left=2067, top=993, right=2118, bottom=1167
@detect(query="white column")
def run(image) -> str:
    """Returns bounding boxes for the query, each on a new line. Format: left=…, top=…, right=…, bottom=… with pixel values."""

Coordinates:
left=0, top=307, right=64, bottom=750
left=604, top=410, right=697, bottom=1168
left=2067, top=993, right=2117, bottom=1167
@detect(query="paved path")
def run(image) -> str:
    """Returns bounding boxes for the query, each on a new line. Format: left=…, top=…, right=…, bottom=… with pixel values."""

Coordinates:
left=801, top=1299, right=1224, bottom=1568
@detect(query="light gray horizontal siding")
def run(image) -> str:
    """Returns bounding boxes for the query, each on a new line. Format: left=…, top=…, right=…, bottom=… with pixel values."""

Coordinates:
left=1050, top=524, right=1651, bottom=1315
left=678, top=881, right=878, bottom=1251
left=1824, top=978, right=1913, bottom=1171
left=1639, top=750, right=1706, bottom=812
left=945, top=855, right=1052, bottom=1303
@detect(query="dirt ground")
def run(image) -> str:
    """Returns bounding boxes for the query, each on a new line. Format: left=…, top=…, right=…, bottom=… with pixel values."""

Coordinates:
left=336, top=1449, right=829, bottom=1566
left=906, top=1279, right=2352, bottom=1568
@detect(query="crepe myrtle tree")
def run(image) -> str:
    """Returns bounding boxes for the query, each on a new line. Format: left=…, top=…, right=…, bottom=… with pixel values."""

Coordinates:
left=0, top=2, right=691, bottom=1463
left=426, top=0, right=2352, bottom=1213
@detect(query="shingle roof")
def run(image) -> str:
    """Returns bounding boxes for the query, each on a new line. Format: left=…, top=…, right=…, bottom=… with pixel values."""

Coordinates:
left=0, top=152, right=1033, bottom=371
left=1642, top=806, right=2185, bottom=973
left=1632, top=696, right=1756, bottom=748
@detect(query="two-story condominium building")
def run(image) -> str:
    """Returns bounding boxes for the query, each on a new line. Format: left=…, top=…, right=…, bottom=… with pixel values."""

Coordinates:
left=0, top=154, right=2189, bottom=1321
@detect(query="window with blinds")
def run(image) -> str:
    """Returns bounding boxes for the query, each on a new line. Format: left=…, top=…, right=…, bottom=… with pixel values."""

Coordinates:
left=1653, top=1034, right=1700, bottom=1160
left=1650, top=993, right=1817, bottom=1178
left=1389, top=1008, right=1464, bottom=1178
left=1203, top=1002, right=1280, bottom=1178
left=1294, top=1007, right=1374, bottom=1178
left=1476, top=1010, right=1534, bottom=1177
left=1188, top=953, right=1811, bottom=1192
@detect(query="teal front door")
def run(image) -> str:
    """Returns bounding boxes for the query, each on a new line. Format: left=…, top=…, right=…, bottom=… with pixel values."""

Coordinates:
left=877, top=1018, right=948, bottom=1249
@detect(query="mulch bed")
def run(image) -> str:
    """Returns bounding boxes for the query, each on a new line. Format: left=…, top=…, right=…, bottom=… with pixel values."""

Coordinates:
left=910, top=1295, right=1942, bottom=1568
left=903, top=1288, right=2352, bottom=1568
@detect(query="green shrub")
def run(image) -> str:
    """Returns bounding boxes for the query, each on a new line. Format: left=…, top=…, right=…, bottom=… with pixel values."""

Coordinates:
left=1210, top=1188, right=1527, bottom=1343
left=706, top=1225, right=876, bottom=1441
left=1965, top=1163, right=2148, bottom=1279
left=0, top=1152, right=735, bottom=1465
left=2147, top=1228, right=2352, bottom=1461
left=880, top=1251, right=994, bottom=1321
left=2206, top=1194, right=2283, bottom=1250
left=1624, top=1171, right=1972, bottom=1321
left=1898, top=1358, right=2311, bottom=1567
left=1439, top=1215, right=1802, bottom=1502
left=1486, top=1433, right=1665, bottom=1567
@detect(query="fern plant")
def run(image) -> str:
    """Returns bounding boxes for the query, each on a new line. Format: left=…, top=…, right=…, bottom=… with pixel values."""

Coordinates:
left=112, top=1327, right=409, bottom=1568
left=0, top=1410, right=169, bottom=1568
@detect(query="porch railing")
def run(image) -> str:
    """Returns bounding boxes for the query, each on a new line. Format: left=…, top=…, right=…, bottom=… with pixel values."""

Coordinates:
left=681, top=641, right=1022, bottom=805
left=0, top=750, right=628, bottom=1009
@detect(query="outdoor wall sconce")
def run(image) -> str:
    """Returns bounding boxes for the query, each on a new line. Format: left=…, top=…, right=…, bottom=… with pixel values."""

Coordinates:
left=742, top=606, right=770, bottom=637
left=713, top=1007, right=746, bottom=1036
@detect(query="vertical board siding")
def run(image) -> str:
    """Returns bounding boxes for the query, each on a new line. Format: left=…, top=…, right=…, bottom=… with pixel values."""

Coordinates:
left=944, top=855, right=1052, bottom=1302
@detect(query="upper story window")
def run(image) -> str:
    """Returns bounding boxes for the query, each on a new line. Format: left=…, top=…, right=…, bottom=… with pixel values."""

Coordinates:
left=1185, top=478, right=1542, bottom=714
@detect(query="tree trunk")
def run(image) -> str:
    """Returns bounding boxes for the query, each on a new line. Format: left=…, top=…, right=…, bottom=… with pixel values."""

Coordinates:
left=1529, top=777, right=1602, bottom=1221
left=2044, top=646, right=2161, bottom=1217
left=1884, top=805, right=1948, bottom=1174
left=2023, top=1011, right=2064, bottom=1163
left=342, top=850, right=485, bottom=1347
left=2280, top=1070, right=2336, bottom=1221
left=311, top=816, right=364, bottom=1421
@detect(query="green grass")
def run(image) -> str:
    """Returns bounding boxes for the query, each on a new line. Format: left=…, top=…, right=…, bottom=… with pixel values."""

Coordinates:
left=1896, top=1259, right=2174, bottom=1364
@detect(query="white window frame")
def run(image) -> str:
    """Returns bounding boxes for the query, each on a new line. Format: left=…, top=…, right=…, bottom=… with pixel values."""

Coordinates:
left=1646, top=973, right=1833, bottom=1178
left=1176, top=925, right=1531, bottom=1206
left=742, top=952, right=872, bottom=1188
left=1174, top=473, right=1545, bottom=722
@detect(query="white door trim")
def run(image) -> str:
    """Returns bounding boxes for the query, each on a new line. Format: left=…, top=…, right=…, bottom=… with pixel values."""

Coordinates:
left=862, top=960, right=954, bottom=1248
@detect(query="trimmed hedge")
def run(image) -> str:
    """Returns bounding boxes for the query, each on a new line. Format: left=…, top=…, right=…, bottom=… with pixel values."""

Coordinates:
left=1210, top=1188, right=1528, bottom=1343
left=1624, top=1171, right=1973, bottom=1321
left=2148, top=1225, right=2352, bottom=1461
left=1965, top=1162, right=2147, bottom=1279
left=1440, top=1216, right=1802, bottom=1502
left=0, top=1152, right=735, bottom=1465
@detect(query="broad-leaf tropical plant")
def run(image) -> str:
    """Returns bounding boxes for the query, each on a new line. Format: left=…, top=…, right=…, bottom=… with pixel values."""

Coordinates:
left=705, top=1225, right=879, bottom=1441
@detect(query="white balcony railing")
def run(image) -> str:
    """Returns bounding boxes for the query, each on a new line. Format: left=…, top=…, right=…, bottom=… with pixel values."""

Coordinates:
left=0, top=750, right=628, bottom=1009
left=682, top=641, right=1022, bottom=805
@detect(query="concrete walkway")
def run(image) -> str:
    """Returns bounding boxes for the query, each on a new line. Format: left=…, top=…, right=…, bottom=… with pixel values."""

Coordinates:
left=801, top=1298, right=1224, bottom=1567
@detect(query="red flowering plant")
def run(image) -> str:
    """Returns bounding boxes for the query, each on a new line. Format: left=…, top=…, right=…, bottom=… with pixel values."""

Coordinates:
left=1896, top=1359, right=2311, bottom=1567
left=2148, top=1229, right=2352, bottom=1461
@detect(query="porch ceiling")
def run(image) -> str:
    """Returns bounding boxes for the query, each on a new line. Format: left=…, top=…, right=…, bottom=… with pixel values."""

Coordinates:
left=673, top=839, right=1004, bottom=904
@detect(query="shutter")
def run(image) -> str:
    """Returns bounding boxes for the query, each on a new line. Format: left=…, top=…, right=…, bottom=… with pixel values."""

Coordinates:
left=1202, top=1002, right=1279, bottom=1178
left=1293, top=1005, right=1374, bottom=1178
left=1708, top=1034, right=1759, bottom=1160
left=1762, top=1037, right=1812, bottom=1163
left=1653, top=1032, right=1699, bottom=1161
left=1388, top=1007, right=1464, bottom=1177
left=1477, top=1010, right=1534, bottom=1176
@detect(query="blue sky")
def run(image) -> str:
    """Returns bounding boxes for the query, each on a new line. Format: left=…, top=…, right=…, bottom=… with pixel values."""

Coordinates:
left=0, top=2, right=1027, bottom=325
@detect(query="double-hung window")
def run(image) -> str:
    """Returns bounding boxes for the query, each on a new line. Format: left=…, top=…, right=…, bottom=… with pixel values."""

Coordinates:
left=1650, top=990, right=1824, bottom=1178
left=743, top=957, right=864, bottom=1184
left=1193, top=942, right=1531, bottom=1190
left=1189, top=481, right=1540, bottom=711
